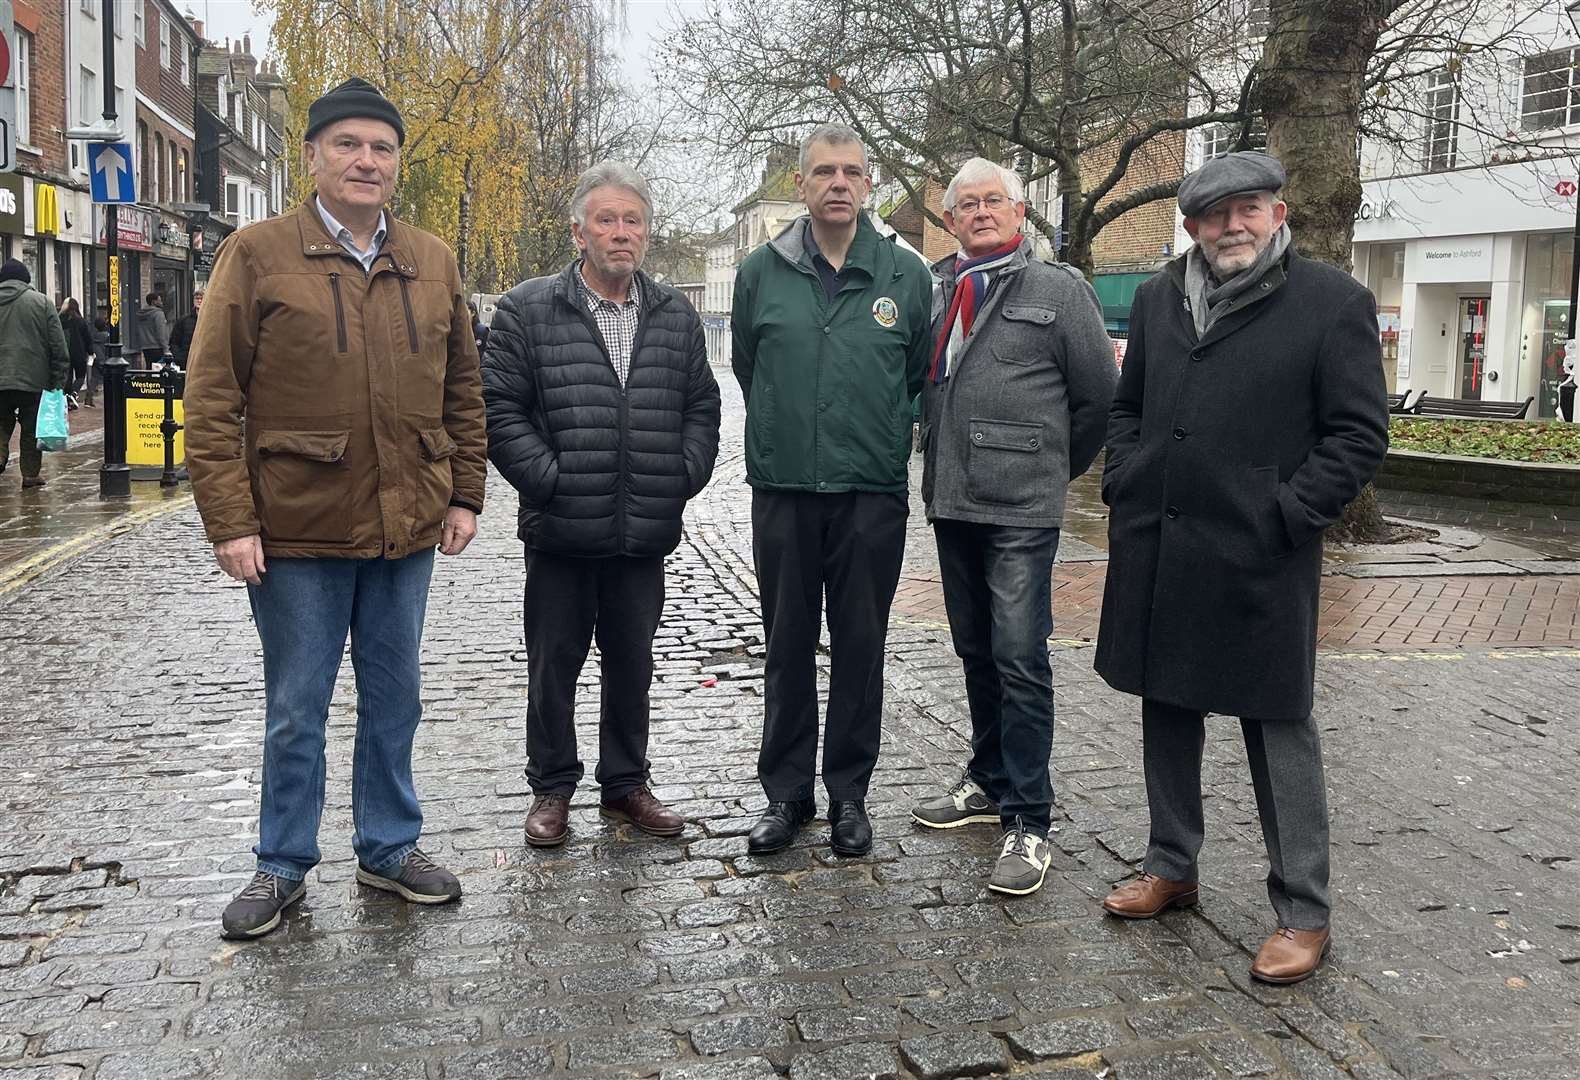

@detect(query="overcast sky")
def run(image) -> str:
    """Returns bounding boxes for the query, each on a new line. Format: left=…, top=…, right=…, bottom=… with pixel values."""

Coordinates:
left=192, top=0, right=702, bottom=91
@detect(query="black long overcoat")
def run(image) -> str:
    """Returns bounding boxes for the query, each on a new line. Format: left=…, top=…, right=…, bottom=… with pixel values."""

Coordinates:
left=1094, top=249, right=1389, bottom=719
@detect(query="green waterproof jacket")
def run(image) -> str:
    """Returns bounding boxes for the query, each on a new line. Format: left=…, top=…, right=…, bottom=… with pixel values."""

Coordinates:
left=731, top=214, right=933, bottom=493
left=0, top=280, right=70, bottom=394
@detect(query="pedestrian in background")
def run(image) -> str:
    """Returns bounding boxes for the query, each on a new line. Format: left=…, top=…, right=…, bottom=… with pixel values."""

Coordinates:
left=185, top=77, right=487, bottom=941
left=0, top=259, right=69, bottom=489
left=484, top=160, right=721, bottom=850
left=83, top=313, right=109, bottom=408
left=169, top=289, right=203, bottom=369
left=468, top=299, right=489, bottom=355
left=57, top=297, right=94, bottom=409
left=1095, top=151, right=1388, bottom=984
left=731, top=123, right=932, bottom=858
left=909, top=157, right=1116, bottom=896
left=135, top=292, right=170, bottom=368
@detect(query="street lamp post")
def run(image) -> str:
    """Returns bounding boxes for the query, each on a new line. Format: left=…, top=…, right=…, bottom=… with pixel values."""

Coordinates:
left=97, top=0, right=129, bottom=497
left=1565, top=3, right=1580, bottom=343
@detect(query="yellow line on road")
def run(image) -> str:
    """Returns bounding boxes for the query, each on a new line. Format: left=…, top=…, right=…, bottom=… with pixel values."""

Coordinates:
left=0, top=494, right=194, bottom=599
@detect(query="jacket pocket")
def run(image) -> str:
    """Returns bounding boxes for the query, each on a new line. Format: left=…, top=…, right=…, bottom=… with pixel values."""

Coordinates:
left=413, top=427, right=457, bottom=538
left=328, top=274, right=348, bottom=353
left=966, top=418, right=1044, bottom=507
left=991, top=305, right=1056, bottom=365
left=253, top=429, right=353, bottom=544
left=748, top=381, right=775, bottom=462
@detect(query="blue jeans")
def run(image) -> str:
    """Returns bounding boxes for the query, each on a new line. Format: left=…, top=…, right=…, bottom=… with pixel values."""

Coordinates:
left=933, top=520, right=1060, bottom=836
left=246, top=552, right=434, bottom=881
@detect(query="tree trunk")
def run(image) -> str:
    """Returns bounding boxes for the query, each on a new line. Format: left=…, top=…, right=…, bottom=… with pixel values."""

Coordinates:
left=1261, top=0, right=1392, bottom=541
left=457, top=156, right=474, bottom=287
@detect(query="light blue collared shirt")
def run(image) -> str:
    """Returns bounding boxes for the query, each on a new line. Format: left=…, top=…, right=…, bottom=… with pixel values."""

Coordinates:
left=315, top=197, right=388, bottom=273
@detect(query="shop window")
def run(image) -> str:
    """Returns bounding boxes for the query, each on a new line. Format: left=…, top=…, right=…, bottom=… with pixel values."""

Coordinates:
left=1522, top=48, right=1580, bottom=131
left=1522, top=232, right=1576, bottom=419
left=1422, top=69, right=1458, bottom=172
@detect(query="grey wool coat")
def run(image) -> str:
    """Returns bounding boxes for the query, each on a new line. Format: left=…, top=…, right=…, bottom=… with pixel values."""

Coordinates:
left=921, top=240, right=1118, bottom=527
left=1093, top=247, right=1389, bottom=720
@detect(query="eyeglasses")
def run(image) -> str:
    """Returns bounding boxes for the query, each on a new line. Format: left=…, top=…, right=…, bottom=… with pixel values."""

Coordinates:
left=954, top=194, right=1012, bottom=215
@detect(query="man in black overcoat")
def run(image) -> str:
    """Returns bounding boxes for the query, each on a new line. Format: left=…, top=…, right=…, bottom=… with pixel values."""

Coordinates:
left=1094, top=151, right=1388, bottom=984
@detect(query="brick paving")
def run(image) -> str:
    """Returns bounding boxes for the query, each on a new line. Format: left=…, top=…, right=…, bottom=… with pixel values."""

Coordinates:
left=0, top=371, right=1576, bottom=1079
left=894, top=563, right=1580, bottom=650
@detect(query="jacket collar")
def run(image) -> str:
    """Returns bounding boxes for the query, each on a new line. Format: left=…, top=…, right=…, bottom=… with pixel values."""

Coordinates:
left=296, top=199, right=418, bottom=277
left=1161, top=243, right=1293, bottom=345
left=553, top=261, right=669, bottom=314
left=769, top=212, right=884, bottom=280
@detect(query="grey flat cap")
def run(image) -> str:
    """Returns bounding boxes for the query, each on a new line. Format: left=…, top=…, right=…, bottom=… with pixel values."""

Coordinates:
left=1178, top=150, right=1286, bottom=217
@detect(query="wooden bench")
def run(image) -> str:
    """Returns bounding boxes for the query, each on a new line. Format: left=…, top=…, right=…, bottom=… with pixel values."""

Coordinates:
left=1415, top=395, right=1535, bottom=421
left=1388, top=389, right=1426, bottom=415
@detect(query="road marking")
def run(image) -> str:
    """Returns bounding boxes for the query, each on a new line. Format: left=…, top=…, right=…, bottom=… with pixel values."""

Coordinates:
left=0, top=494, right=194, bottom=599
left=1325, top=648, right=1580, bottom=662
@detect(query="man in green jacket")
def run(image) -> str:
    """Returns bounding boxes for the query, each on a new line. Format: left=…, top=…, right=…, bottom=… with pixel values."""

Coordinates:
left=731, top=123, right=933, bottom=857
left=0, top=259, right=70, bottom=489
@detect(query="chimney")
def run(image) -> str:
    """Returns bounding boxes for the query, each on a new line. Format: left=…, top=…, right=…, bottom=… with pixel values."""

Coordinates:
left=192, top=18, right=204, bottom=40
left=242, top=33, right=252, bottom=56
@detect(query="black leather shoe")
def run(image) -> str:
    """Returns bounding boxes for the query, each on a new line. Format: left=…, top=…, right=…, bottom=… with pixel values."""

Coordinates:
left=829, top=800, right=872, bottom=856
left=747, top=798, right=816, bottom=855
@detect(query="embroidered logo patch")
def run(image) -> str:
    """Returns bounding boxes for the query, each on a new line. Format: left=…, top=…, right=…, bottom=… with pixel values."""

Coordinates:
left=872, top=296, right=898, bottom=328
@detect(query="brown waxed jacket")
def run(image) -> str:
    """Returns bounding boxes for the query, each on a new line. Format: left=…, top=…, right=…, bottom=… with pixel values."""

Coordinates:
left=185, top=200, right=487, bottom=560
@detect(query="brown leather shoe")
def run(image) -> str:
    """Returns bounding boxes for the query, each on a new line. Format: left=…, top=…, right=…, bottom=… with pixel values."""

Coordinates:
left=600, top=785, right=685, bottom=838
left=1251, top=926, right=1330, bottom=984
left=525, top=794, right=570, bottom=847
left=1102, top=872, right=1199, bottom=919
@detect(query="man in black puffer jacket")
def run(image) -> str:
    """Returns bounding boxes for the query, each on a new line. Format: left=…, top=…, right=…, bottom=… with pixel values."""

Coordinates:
left=484, top=161, right=721, bottom=850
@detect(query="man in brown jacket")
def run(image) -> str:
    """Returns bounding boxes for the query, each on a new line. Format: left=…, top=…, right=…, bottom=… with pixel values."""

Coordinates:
left=184, top=78, right=487, bottom=941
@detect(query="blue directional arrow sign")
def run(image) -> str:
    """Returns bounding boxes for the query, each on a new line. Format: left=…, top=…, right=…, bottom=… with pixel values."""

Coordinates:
left=89, top=142, right=135, bottom=204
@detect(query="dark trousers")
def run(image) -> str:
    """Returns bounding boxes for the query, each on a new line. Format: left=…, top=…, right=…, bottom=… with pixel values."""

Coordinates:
left=935, top=520, right=1060, bottom=835
left=0, top=390, right=43, bottom=479
left=1141, top=698, right=1331, bottom=930
left=752, top=489, right=908, bottom=802
left=523, top=549, right=665, bottom=799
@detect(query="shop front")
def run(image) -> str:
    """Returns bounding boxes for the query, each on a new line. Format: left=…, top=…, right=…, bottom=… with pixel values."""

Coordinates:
left=0, top=173, right=34, bottom=281
left=95, top=205, right=157, bottom=342
left=1354, top=160, right=1575, bottom=418
left=154, top=215, right=194, bottom=323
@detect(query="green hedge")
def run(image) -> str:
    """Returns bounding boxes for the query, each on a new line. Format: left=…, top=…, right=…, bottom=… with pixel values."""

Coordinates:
left=1390, top=417, right=1580, bottom=464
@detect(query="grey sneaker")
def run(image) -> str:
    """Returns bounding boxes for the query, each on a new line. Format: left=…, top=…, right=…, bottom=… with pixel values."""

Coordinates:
left=356, top=847, right=462, bottom=904
left=221, top=871, right=306, bottom=940
left=911, top=772, right=999, bottom=829
left=988, top=821, right=1052, bottom=896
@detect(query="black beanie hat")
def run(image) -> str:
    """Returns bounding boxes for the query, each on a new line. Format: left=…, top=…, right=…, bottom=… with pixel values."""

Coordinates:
left=0, top=258, right=30, bottom=284
left=305, top=77, right=405, bottom=146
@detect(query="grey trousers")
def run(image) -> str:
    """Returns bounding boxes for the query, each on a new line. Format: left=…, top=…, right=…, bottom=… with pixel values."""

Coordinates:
left=1140, top=698, right=1330, bottom=930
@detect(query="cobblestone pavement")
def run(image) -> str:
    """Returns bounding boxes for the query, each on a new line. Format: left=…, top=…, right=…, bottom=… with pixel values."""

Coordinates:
left=1, top=372, right=1577, bottom=1079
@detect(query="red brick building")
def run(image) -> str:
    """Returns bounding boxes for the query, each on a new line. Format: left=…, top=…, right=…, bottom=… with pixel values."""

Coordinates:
left=132, top=0, right=201, bottom=319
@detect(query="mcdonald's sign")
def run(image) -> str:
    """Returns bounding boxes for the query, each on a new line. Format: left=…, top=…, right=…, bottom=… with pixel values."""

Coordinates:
left=34, top=182, right=59, bottom=236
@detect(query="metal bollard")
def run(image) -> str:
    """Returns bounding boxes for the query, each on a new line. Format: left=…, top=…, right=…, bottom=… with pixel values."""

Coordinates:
left=158, top=351, right=184, bottom=488
left=100, top=352, right=131, bottom=497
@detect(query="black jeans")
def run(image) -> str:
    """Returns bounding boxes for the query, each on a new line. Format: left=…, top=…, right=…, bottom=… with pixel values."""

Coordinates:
left=523, top=549, right=665, bottom=799
left=0, top=389, right=43, bottom=479
left=752, top=489, right=908, bottom=802
left=934, top=519, right=1060, bottom=835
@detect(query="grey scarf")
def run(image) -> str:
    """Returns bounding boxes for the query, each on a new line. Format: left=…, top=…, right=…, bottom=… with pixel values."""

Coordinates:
left=1185, top=223, right=1291, bottom=337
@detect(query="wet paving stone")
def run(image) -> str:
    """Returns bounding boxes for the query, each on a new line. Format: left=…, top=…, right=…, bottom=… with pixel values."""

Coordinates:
left=1, top=378, right=1577, bottom=1078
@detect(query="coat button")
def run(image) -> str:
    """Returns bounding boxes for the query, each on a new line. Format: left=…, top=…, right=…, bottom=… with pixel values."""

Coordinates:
left=1190, top=352, right=1204, bottom=362
left=1028, top=436, right=1039, bottom=448
left=973, top=432, right=984, bottom=442
left=818, top=402, right=828, bottom=412
left=1172, top=427, right=1185, bottom=440
left=1166, top=506, right=1180, bottom=519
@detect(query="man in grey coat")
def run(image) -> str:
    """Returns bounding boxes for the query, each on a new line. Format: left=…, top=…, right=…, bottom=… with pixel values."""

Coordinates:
left=0, top=259, right=70, bottom=489
left=909, top=158, right=1116, bottom=896
left=1095, top=152, right=1388, bottom=984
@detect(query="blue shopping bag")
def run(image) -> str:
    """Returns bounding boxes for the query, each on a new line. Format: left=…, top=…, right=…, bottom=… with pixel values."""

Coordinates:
left=36, top=390, right=68, bottom=452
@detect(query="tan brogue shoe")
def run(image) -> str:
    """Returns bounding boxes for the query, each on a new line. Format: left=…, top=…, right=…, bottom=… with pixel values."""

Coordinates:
left=600, top=786, right=685, bottom=837
left=1251, top=926, right=1330, bottom=984
left=1102, top=872, right=1200, bottom=919
left=525, top=793, right=570, bottom=848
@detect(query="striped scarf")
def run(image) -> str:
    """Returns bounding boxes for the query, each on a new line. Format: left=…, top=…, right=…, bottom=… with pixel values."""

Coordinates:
left=928, top=238, right=1023, bottom=385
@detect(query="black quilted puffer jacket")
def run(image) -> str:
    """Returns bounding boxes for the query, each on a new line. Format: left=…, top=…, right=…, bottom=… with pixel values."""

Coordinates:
left=482, top=263, right=721, bottom=557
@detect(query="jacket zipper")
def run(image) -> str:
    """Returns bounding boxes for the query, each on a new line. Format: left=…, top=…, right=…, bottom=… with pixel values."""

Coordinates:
left=397, top=275, right=419, bottom=353
left=328, top=273, right=347, bottom=352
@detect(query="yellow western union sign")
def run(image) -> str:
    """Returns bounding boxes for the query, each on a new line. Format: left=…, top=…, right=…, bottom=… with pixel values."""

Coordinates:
left=34, top=184, right=59, bottom=235
left=124, top=372, right=185, bottom=468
